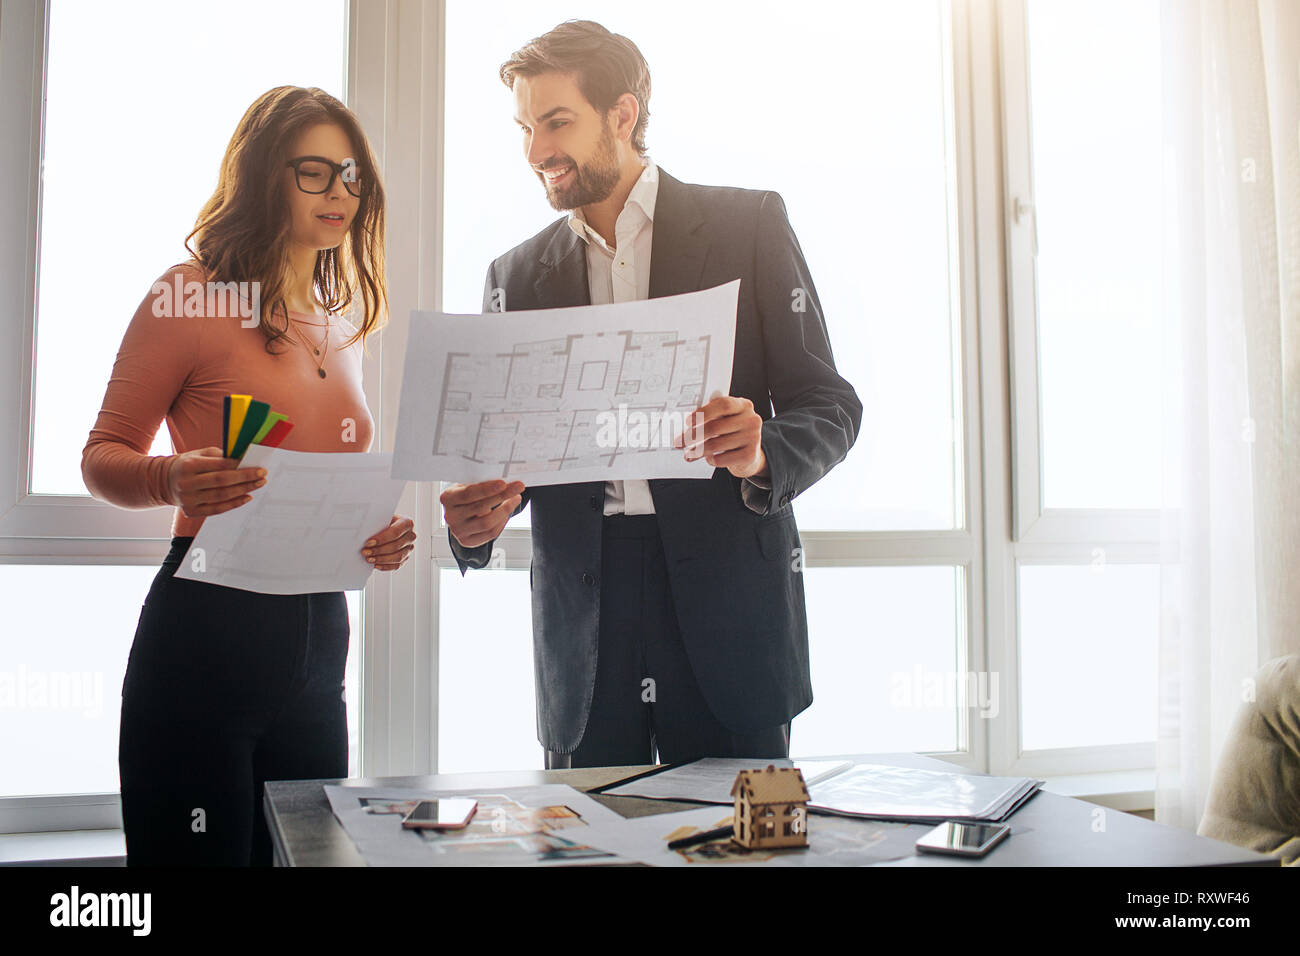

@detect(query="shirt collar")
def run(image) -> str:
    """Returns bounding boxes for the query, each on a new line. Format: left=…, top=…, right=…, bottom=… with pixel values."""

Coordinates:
left=567, top=155, right=658, bottom=246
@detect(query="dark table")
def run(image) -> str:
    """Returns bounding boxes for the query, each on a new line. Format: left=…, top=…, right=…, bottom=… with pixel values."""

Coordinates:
left=264, top=752, right=1276, bottom=867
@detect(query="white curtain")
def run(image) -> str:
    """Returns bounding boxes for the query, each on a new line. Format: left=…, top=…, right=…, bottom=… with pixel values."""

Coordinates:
left=1156, top=0, right=1300, bottom=831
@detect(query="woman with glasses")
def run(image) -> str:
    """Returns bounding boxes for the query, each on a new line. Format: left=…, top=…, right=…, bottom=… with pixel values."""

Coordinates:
left=81, top=86, right=414, bottom=866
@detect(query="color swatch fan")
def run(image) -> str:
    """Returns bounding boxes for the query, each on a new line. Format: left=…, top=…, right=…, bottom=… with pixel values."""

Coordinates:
left=222, top=393, right=294, bottom=462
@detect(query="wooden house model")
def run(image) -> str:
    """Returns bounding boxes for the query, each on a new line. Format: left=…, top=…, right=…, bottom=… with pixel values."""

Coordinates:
left=730, top=765, right=810, bottom=849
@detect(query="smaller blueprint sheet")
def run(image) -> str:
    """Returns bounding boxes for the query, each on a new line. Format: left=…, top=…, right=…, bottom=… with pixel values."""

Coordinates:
left=173, top=444, right=407, bottom=595
left=324, top=784, right=633, bottom=867
left=391, top=280, right=739, bottom=484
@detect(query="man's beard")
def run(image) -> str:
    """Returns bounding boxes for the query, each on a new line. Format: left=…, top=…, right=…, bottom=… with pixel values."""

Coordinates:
left=538, top=123, right=621, bottom=211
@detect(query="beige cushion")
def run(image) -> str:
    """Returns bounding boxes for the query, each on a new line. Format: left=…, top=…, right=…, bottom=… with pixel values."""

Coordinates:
left=1198, top=654, right=1300, bottom=864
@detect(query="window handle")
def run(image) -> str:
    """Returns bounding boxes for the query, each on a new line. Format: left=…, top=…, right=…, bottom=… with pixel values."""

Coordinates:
left=1014, top=196, right=1038, bottom=256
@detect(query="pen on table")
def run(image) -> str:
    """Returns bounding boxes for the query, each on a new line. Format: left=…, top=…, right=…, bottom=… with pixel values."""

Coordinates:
left=667, top=826, right=734, bottom=851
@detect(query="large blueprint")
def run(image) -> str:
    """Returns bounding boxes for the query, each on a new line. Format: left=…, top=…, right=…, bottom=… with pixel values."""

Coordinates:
left=391, top=280, right=739, bottom=484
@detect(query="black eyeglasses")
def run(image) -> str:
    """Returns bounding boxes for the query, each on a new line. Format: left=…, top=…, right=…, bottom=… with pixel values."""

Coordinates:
left=286, top=155, right=363, bottom=197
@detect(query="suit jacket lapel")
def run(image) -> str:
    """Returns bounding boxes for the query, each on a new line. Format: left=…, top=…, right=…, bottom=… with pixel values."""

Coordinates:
left=649, top=168, right=709, bottom=299
left=532, top=223, right=591, bottom=309
left=648, top=168, right=713, bottom=508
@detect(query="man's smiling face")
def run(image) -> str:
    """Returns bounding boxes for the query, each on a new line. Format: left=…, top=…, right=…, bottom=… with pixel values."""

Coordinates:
left=513, top=71, right=622, bottom=211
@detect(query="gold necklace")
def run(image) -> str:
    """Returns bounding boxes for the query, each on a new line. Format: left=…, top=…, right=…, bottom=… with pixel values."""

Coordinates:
left=289, top=313, right=331, bottom=379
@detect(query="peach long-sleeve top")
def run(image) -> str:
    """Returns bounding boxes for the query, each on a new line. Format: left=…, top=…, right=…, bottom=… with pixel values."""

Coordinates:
left=81, top=262, right=376, bottom=539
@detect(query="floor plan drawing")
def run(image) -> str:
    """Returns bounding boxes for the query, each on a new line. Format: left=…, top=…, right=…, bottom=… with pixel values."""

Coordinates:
left=434, top=328, right=710, bottom=475
left=392, top=281, right=739, bottom=485
left=174, top=445, right=408, bottom=594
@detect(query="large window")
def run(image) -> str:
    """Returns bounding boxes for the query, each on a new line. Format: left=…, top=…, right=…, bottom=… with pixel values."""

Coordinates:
left=0, top=0, right=1172, bottom=832
left=0, top=565, right=155, bottom=797
left=33, top=0, right=349, bottom=495
left=1001, top=0, right=1163, bottom=775
left=437, top=0, right=972, bottom=770
left=0, top=0, right=353, bottom=815
left=443, top=0, right=963, bottom=533
left=1025, top=0, right=1162, bottom=512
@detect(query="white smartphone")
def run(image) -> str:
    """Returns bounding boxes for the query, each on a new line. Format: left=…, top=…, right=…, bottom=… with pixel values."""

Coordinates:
left=914, top=820, right=1011, bottom=857
left=400, top=798, right=478, bottom=830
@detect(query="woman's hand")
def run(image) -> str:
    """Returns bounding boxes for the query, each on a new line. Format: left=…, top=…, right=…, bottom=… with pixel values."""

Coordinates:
left=362, top=515, right=416, bottom=571
left=166, top=446, right=266, bottom=518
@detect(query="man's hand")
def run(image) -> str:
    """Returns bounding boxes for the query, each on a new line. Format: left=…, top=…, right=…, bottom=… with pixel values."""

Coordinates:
left=441, top=480, right=526, bottom=550
left=673, top=395, right=769, bottom=481
left=362, top=514, right=417, bottom=571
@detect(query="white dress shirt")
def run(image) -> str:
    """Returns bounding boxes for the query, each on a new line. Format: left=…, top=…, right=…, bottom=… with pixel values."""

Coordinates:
left=568, top=157, right=774, bottom=516
left=568, top=157, right=660, bottom=516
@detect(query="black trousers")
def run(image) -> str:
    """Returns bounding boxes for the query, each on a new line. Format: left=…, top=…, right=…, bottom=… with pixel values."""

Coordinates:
left=545, top=513, right=791, bottom=769
left=118, top=536, right=350, bottom=866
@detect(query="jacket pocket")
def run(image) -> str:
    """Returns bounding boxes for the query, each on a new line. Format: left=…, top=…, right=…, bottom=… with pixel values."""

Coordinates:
left=754, top=512, right=796, bottom=560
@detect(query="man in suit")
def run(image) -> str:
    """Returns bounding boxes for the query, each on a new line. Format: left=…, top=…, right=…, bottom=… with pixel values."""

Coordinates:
left=440, top=20, right=862, bottom=769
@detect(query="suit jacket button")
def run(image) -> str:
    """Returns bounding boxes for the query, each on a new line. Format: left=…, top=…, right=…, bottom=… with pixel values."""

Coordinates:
left=581, top=571, right=596, bottom=586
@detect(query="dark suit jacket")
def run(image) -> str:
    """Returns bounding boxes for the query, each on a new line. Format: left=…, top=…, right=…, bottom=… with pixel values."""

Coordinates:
left=450, top=167, right=862, bottom=753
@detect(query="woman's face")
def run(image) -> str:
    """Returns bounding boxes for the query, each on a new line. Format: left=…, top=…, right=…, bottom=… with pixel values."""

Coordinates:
left=283, top=121, right=361, bottom=252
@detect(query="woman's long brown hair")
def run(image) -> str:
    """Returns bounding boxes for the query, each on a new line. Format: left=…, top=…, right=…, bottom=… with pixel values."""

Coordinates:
left=184, top=86, right=387, bottom=354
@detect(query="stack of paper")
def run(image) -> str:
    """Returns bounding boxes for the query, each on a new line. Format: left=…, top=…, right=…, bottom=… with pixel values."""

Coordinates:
left=596, top=757, right=850, bottom=802
left=598, top=757, right=1042, bottom=824
left=806, top=764, right=1041, bottom=824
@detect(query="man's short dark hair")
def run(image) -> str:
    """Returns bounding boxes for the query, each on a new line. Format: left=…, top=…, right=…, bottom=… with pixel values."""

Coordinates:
left=500, top=19, right=651, bottom=155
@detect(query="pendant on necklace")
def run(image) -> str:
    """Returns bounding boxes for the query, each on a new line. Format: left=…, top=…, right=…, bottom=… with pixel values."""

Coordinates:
left=318, top=368, right=327, bottom=379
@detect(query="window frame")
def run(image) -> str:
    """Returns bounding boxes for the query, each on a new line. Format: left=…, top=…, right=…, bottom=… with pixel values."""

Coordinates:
left=994, top=0, right=1160, bottom=778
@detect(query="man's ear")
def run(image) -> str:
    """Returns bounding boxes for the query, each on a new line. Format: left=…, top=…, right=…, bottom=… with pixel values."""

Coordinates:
left=611, top=92, right=639, bottom=145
